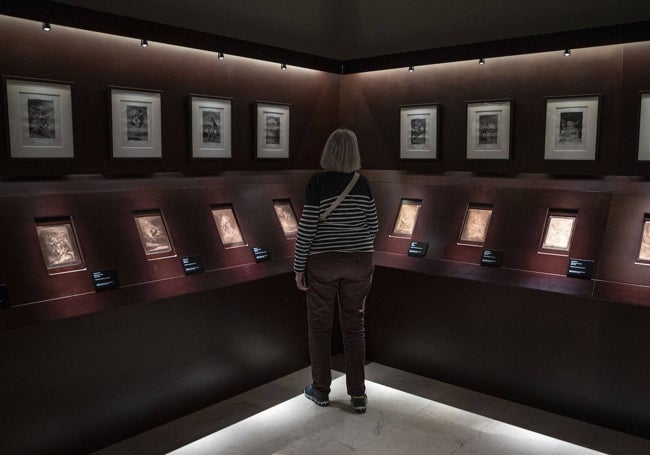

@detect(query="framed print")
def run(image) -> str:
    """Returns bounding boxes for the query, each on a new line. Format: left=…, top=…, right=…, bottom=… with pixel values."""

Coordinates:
left=133, top=210, right=175, bottom=260
left=110, top=87, right=162, bottom=158
left=391, top=199, right=422, bottom=239
left=5, top=78, right=74, bottom=158
left=544, top=95, right=600, bottom=160
left=35, top=217, right=84, bottom=274
left=466, top=100, right=511, bottom=160
left=400, top=104, right=439, bottom=159
left=638, top=92, right=650, bottom=161
left=636, top=216, right=650, bottom=263
left=211, top=205, right=247, bottom=248
left=190, top=95, right=232, bottom=159
left=539, top=210, right=577, bottom=255
left=255, top=101, right=290, bottom=159
left=273, top=199, right=298, bottom=239
left=459, top=204, right=493, bottom=246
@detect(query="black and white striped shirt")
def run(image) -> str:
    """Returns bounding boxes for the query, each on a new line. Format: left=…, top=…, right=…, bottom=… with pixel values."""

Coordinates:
left=294, top=172, right=379, bottom=273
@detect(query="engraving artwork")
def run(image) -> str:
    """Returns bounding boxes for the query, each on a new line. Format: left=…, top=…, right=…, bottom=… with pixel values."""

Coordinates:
left=273, top=201, right=298, bottom=237
left=478, top=114, right=498, bottom=145
left=410, top=117, right=426, bottom=145
left=27, top=98, right=55, bottom=139
left=639, top=220, right=650, bottom=260
left=202, top=109, right=222, bottom=144
left=392, top=200, right=421, bottom=237
left=212, top=207, right=245, bottom=247
left=134, top=215, right=172, bottom=255
left=542, top=215, right=575, bottom=251
left=559, top=111, right=583, bottom=144
left=460, top=208, right=493, bottom=243
left=126, top=104, right=149, bottom=141
left=36, top=223, right=82, bottom=269
left=265, top=114, right=281, bottom=145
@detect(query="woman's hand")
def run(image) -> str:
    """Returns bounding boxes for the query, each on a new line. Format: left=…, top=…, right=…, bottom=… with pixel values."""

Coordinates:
left=295, top=272, right=309, bottom=291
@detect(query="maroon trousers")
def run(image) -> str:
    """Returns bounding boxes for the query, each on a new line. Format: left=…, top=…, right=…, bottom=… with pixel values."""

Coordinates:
left=305, top=252, right=374, bottom=397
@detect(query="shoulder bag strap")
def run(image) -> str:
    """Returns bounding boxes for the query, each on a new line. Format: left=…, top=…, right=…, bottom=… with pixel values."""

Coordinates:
left=319, top=172, right=360, bottom=222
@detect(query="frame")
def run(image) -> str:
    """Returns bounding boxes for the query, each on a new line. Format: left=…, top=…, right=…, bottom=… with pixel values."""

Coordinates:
left=273, top=199, right=299, bottom=239
left=400, top=104, right=439, bottom=159
left=190, top=95, right=232, bottom=159
left=35, top=217, right=84, bottom=274
left=637, top=92, right=650, bottom=161
left=5, top=77, right=74, bottom=158
left=466, top=100, right=511, bottom=160
left=636, top=215, right=650, bottom=263
left=255, top=101, right=290, bottom=159
left=539, top=210, right=577, bottom=255
left=459, top=204, right=493, bottom=246
left=110, top=87, right=162, bottom=158
left=133, top=210, right=175, bottom=260
left=544, top=95, right=600, bottom=160
left=390, top=199, right=422, bottom=239
left=211, top=204, right=247, bottom=248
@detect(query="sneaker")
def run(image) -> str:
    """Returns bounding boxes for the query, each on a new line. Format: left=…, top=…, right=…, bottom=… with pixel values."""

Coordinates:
left=351, top=394, right=367, bottom=413
left=304, top=385, right=329, bottom=407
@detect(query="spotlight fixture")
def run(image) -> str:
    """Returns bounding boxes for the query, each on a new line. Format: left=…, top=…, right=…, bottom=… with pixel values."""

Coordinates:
left=42, top=22, right=51, bottom=32
left=281, top=63, right=287, bottom=70
left=479, top=58, right=485, bottom=65
left=218, top=52, right=224, bottom=60
left=408, top=65, right=414, bottom=72
left=564, top=49, right=572, bottom=57
left=140, top=39, right=148, bottom=48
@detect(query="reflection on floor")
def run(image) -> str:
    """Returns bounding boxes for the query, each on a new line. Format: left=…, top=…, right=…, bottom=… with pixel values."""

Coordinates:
left=96, top=363, right=650, bottom=455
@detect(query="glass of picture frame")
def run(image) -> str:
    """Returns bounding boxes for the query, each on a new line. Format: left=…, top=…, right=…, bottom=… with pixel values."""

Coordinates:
left=391, top=199, right=422, bottom=238
left=399, top=104, right=439, bottom=159
left=273, top=199, right=298, bottom=239
left=189, top=95, right=232, bottom=159
left=539, top=210, right=577, bottom=255
left=5, top=77, right=75, bottom=158
left=544, top=95, right=600, bottom=160
left=211, top=204, right=247, bottom=248
left=35, top=217, right=84, bottom=274
left=637, top=92, right=650, bottom=161
left=636, top=216, right=650, bottom=263
left=110, top=87, right=162, bottom=158
left=133, top=210, right=175, bottom=260
left=459, top=204, right=493, bottom=246
left=466, top=100, right=512, bottom=160
left=255, top=101, right=290, bottom=159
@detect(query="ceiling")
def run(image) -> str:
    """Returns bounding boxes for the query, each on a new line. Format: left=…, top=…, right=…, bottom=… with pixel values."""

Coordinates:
left=51, top=0, right=650, bottom=60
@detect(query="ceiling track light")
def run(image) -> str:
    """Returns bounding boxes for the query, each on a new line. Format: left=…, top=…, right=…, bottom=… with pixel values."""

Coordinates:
left=42, top=22, right=51, bottom=32
left=564, top=49, right=572, bottom=56
left=479, top=58, right=485, bottom=65
left=140, top=39, right=148, bottom=48
left=218, top=52, right=225, bottom=60
left=408, top=65, right=414, bottom=72
left=281, top=63, right=287, bottom=70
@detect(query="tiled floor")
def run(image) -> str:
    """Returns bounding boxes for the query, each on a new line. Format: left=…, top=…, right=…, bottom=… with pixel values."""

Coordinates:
left=95, top=363, right=650, bottom=455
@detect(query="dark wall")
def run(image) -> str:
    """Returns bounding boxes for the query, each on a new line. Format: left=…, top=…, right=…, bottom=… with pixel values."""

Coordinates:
left=0, top=15, right=340, bottom=177
left=340, top=43, right=650, bottom=176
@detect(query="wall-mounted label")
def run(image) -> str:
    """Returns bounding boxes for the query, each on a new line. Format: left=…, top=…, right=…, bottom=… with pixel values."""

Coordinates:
left=181, top=256, right=204, bottom=275
left=408, top=241, right=429, bottom=257
left=481, top=249, right=504, bottom=267
left=252, top=246, right=271, bottom=263
left=0, top=283, right=9, bottom=309
left=567, top=259, right=595, bottom=280
left=92, top=269, right=120, bottom=292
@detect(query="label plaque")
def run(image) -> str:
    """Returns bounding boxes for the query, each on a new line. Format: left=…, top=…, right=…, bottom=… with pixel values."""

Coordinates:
left=0, top=283, right=9, bottom=309
left=567, top=259, right=595, bottom=279
left=481, top=249, right=504, bottom=267
left=181, top=256, right=204, bottom=275
left=408, top=241, right=429, bottom=257
left=92, top=269, right=120, bottom=292
left=252, top=246, right=271, bottom=263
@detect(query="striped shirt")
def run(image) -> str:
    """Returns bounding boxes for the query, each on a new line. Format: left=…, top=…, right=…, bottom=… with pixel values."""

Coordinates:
left=294, top=172, right=379, bottom=272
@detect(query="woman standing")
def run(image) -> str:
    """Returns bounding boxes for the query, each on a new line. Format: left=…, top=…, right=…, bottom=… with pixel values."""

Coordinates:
left=294, top=128, right=379, bottom=414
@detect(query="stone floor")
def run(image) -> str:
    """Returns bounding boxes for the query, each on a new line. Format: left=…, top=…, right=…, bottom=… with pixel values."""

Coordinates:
left=95, top=363, right=650, bottom=455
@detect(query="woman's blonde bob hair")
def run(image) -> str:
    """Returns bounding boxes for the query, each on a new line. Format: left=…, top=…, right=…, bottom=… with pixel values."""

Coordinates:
left=320, top=128, right=361, bottom=173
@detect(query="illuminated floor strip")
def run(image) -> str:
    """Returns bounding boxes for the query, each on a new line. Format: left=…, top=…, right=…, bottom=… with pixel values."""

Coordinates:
left=169, top=375, right=606, bottom=455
